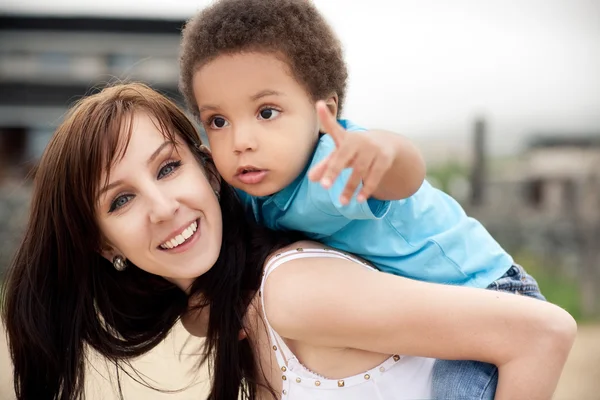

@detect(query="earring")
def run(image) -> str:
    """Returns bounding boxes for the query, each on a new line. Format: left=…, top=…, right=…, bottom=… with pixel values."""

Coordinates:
left=214, top=189, right=220, bottom=201
left=112, top=255, right=127, bottom=272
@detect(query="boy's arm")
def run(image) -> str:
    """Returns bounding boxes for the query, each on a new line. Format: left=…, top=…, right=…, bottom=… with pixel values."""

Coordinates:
left=366, top=129, right=425, bottom=201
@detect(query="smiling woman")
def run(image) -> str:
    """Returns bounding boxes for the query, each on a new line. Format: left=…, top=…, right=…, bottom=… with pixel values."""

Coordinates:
left=94, top=111, right=223, bottom=289
left=1, top=82, right=296, bottom=399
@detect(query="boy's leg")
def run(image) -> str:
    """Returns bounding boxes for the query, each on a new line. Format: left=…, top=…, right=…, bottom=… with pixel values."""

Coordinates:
left=432, top=264, right=545, bottom=399
left=432, top=359, right=498, bottom=400
left=488, top=264, right=546, bottom=301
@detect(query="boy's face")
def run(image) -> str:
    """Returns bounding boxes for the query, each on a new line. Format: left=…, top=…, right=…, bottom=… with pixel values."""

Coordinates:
left=192, top=52, right=321, bottom=197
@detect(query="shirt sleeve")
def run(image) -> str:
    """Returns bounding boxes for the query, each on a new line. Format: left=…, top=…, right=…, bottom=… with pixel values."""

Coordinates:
left=308, top=126, right=391, bottom=221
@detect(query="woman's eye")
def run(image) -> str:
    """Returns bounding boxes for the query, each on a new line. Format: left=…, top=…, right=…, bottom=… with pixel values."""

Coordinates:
left=109, top=194, right=134, bottom=212
left=158, top=161, right=181, bottom=179
left=258, top=108, right=280, bottom=120
left=210, top=117, right=229, bottom=129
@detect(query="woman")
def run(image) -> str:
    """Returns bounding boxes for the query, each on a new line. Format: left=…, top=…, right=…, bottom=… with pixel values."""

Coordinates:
left=2, top=83, right=576, bottom=400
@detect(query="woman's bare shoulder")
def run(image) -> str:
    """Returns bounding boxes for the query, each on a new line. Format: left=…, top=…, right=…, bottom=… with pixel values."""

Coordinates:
left=263, top=240, right=372, bottom=275
left=263, top=239, right=324, bottom=267
left=270, top=239, right=324, bottom=254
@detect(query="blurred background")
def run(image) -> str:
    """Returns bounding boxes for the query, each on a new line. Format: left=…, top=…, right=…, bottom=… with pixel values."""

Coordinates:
left=0, top=0, right=598, bottom=399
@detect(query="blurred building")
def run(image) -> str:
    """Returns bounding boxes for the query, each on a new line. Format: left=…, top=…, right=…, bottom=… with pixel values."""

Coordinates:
left=523, top=135, right=600, bottom=216
left=474, top=134, right=600, bottom=219
left=0, top=12, right=188, bottom=271
left=0, top=12, right=188, bottom=180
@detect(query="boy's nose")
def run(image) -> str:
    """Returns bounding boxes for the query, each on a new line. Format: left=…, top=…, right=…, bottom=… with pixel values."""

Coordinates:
left=232, top=126, right=258, bottom=154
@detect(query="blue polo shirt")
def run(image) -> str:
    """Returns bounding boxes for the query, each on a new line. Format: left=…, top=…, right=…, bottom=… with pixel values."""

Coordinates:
left=236, top=120, right=513, bottom=288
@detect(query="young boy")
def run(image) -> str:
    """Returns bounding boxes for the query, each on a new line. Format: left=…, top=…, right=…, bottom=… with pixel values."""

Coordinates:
left=179, top=1, right=562, bottom=399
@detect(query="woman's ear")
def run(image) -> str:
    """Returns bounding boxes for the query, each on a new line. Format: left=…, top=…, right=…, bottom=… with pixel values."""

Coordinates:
left=98, top=241, right=120, bottom=263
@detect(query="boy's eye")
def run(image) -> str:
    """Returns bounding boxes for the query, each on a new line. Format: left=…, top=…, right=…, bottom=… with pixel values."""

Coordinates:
left=210, top=117, right=229, bottom=129
left=258, top=108, right=280, bottom=120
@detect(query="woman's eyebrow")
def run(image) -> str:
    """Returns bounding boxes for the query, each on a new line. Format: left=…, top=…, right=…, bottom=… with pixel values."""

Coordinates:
left=98, top=141, right=174, bottom=199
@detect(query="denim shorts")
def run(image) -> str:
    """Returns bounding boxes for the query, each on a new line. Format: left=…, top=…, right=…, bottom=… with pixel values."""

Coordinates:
left=431, top=264, right=546, bottom=399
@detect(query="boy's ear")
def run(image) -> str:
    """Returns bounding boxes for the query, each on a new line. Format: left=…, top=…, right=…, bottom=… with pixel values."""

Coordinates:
left=324, top=93, right=339, bottom=118
left=199, top=144, right=212, bottom=156
left=318, top=93, right=340, bottom=133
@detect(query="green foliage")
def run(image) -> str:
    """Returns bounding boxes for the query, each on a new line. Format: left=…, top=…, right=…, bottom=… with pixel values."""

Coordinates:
left=514, top=250, right=585, bottom=321
left=426, top=161, right=468, bottom=193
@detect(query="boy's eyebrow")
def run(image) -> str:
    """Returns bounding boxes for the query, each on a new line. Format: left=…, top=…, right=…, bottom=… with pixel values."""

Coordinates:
left=250, top=90, right=283, bottom=101
left=198, top=90, right=284, bottom=114
left=198, top=104, right=218, bottom=113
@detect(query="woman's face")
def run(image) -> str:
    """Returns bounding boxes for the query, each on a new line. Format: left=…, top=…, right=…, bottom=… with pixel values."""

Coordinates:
left=95, top=111, right=222, bottom=291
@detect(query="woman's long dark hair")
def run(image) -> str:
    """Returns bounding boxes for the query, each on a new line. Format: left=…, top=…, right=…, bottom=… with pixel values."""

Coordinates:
left=1, top=83, right=294, bottom=400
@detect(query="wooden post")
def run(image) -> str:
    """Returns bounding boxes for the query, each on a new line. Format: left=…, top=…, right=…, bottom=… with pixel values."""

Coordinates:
left=470, top=117, right=486, bottom=206
left=578, top=173, right=600, bottom=319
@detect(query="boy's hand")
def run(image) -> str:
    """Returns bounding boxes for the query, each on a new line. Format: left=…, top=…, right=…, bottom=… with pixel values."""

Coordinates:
left=308, top=101, right=394, bottom=205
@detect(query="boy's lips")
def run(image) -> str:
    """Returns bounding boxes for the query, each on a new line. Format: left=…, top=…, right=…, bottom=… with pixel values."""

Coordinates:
left=236, top=170, right=268, bottom=185
left=235, top=166, right=268, bottom=185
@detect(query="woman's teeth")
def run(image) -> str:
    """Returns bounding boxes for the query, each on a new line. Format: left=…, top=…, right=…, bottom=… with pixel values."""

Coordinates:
left=160, top=221, right=198, bottom=249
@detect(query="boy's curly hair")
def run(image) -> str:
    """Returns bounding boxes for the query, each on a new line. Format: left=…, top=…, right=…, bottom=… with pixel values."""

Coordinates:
left=179, top=0, right=348, bottom=118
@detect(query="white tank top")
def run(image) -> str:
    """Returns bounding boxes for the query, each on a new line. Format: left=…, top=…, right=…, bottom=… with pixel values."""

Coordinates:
left=259, top=247, right=434, bottom=399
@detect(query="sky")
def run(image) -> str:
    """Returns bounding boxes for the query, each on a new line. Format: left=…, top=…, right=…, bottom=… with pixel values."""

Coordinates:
left=2, top=0, right=599, bottom=157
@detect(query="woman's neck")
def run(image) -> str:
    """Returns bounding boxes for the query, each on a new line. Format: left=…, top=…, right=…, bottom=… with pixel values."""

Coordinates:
left=182, top=296, right=209, bottom=337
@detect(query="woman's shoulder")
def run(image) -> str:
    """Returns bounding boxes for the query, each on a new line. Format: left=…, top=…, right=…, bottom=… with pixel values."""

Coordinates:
left=264, top=239, right=319, bottom=263
left=260, top=241, right=371, bottom=320
left=258, top=242, right=378, bottom=345
left=271, top=239, right=323, bottom=254
left=263, top=240, right=372, bottom=275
